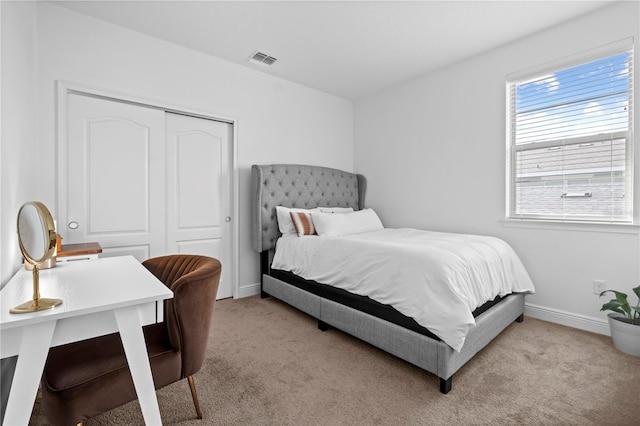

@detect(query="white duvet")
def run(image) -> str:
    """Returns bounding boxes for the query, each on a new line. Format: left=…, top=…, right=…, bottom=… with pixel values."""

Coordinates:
left=271, top=228, right=535, bottom=351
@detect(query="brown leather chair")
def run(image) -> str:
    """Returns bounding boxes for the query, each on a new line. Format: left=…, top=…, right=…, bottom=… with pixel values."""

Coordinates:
left=41, top=255, right=222, bottom=426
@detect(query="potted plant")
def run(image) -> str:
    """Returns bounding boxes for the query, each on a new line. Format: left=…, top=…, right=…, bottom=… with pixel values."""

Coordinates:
left=600, top=285, right=640, bottom=356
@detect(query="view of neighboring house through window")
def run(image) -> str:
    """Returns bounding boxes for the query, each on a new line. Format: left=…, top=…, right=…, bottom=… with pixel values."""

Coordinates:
left=507, top=41, right=634, bottom=223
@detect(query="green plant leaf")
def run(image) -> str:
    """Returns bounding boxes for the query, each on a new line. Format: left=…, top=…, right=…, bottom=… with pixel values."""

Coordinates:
left=600, top=291, right=631, bottom=316
left=633, top=285, right=640, bottom=301
left=601, top=301, right=626, bottom=315
left=603, top=300, right=624, bottom=308
left=599, top=290, right=628, bottom=302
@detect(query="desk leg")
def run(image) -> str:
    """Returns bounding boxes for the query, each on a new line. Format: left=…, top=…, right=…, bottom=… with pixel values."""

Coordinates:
left=114, top=306, right=162, bottom=425
left=3, top=321, right=56, bottom=426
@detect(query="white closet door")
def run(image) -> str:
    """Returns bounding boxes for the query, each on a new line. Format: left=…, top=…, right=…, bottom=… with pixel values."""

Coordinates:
left=65, top=94, right=166, bottom=260
left=165, top=113, right=233, bottom=299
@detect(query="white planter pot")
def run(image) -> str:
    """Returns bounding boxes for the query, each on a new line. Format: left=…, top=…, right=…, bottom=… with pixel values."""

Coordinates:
left=607, top=313, right=640, bottom=356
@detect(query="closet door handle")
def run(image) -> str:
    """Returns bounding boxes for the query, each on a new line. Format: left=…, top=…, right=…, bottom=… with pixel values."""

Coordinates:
left=68, top=221, right=79, bottom=230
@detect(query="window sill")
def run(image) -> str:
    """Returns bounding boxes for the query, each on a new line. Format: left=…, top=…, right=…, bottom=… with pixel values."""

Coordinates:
left=501, top=218, right=639, bottom=234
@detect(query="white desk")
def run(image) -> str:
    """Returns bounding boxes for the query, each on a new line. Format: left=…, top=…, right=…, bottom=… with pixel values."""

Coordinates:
left=0, top=256, right=173, bottom=425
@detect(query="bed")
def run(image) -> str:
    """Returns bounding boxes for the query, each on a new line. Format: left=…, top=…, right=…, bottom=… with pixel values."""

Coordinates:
left=251, top=163, right=533, bottom=394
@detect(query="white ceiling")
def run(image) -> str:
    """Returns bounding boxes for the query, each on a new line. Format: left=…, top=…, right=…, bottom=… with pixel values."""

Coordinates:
left=52, top=0, right=614, bottom=100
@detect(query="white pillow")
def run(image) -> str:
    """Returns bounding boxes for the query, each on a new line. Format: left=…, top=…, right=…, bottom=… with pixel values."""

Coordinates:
left=276, top=206, right=318, bottom=235
left=318, top=207, right=354, bottom=214
left=276, top=206, right=354, bottom=235
left=312, top=208, right=384, bottom=237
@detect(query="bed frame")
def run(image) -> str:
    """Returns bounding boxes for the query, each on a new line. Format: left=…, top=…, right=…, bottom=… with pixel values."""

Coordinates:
left=251, top=164, right=525, bottom=394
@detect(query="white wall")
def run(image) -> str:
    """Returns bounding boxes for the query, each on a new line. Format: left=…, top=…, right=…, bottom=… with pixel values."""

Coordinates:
left=354, top=1, right=640, bottom=334
left=0, top=1, right=39, bottom=417
left=33, top=3, right=354, bottom=294
left=1, top=1, right=39, bottom=286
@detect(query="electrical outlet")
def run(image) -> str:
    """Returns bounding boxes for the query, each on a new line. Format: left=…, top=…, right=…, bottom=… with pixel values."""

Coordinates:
left=593, top=279, right=606, bottom=295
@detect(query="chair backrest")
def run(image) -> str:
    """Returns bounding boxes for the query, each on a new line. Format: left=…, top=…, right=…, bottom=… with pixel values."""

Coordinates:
left=142, top=255, right=222, bottom=377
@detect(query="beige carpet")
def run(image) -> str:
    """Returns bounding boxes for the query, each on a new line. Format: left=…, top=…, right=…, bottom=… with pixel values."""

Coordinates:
left=29, top=295, right=639, bottom=425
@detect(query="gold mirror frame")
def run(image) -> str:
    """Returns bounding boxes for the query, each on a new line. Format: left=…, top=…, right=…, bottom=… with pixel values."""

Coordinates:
left=11, top=201, right=63, bottom=314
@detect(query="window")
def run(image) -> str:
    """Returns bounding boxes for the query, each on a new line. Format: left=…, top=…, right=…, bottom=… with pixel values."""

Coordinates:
left=507, top=41, right=634, bottom=223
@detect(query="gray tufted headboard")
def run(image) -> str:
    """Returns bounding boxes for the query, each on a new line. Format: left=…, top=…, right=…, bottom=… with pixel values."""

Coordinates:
left=251, top=164, right=366, bottom=253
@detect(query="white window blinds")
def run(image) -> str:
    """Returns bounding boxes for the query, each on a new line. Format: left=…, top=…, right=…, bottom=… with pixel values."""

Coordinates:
left=507, top=42, right=634, bottom=223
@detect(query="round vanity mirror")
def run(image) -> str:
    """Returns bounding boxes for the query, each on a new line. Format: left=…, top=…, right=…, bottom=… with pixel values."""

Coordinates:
left=17, top=202, right=55, bottom=264
left=11, top=201, right=62, bottom=314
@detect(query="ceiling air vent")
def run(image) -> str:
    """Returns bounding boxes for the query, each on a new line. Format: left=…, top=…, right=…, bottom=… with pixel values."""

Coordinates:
left=249, top=50, right=277, bottom=66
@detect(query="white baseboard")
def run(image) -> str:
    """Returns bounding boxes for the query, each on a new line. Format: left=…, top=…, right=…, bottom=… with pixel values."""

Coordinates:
left=525, top=303, right=610, bottom=336
left=237, top=282, right=261, bottom=299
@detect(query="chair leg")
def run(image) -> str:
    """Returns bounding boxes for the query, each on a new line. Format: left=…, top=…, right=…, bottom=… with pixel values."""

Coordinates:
left=187, top=375, right=202, bottom=419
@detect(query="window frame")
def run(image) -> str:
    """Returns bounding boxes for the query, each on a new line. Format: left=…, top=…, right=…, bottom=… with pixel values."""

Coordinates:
left=506, top=39, right=634, bottom=224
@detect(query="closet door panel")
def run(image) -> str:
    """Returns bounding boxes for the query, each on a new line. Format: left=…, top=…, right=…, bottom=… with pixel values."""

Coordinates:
left=86, top=118, right=148, bottom=233
left=166, top=113, right=233, bottom=299
left=64, top=94, right=166, bottom=260
left=176, top=130, right=221, bottom=228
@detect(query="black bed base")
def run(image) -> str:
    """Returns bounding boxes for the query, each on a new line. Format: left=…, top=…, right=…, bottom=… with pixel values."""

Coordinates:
left=266, top=267, right=508, bottom=341
left=260, top=250, right=270, bottom=299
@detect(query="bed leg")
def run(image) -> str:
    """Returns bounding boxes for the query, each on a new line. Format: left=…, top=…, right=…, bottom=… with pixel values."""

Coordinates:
left=260, top=251, right=270, bottom=299
left=515, top=313, right=524, bottom=323
left=318, top=320, right=329, bottom=331
left=439, top=377, right=452, bottom=394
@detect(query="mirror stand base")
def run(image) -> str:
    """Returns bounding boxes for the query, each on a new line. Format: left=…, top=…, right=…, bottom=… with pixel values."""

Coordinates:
left=10, top=298, right=62, bottom=314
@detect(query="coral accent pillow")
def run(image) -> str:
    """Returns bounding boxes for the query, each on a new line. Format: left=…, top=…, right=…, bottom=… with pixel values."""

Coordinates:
left=290, top=211, right=317, bottom=236
left=276, top=206, right=317, bottom=235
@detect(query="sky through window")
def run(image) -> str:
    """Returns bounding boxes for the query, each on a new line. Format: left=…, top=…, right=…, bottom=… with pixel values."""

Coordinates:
left=515, top=52, right=630, bottom=145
